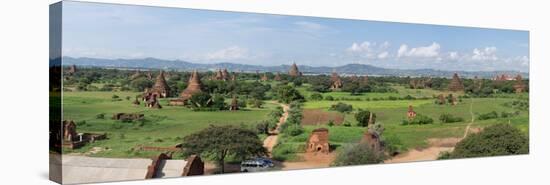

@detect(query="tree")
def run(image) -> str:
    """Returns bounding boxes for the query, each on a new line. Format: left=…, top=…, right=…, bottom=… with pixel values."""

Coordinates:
left=332, top=142, right=386, bottom=166
left=275, top=85, right=305, bottom=103
left=181, top=125, right=267, bottom=173
left=440, top=124, right=528, bottom=159
left=130, top=77, right=153, bottom=92
left=355, top=109, right=376, bottom=127
left=189, top=92, right=212, bottom=108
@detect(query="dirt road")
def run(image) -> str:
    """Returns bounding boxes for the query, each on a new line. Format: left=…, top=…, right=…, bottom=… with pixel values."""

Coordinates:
left=263, top=102, right=290, bottom=154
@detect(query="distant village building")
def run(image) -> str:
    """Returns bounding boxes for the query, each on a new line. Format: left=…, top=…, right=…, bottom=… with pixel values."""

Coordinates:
left=170, top=70, right=203, bottom=106
left=330, top=72, right=343, bottom=90
left=407, top=105, right=417, bottom=120
left=306, top=128, right=330, bottom=154
left=288, top=63, right=302, bottom=77
left=448, top=73, right=465, bottom=92
left=513, top=74, right=526, bottom=93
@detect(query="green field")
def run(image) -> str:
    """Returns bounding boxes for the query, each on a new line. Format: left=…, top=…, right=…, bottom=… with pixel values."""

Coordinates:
left=62, top=91, right=274, bottom=158
left=62, top=82, right=529, bottom=160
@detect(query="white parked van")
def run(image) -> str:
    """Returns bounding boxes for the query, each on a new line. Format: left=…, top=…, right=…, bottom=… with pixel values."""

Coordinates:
left=240, top=158, right=274, bottom=172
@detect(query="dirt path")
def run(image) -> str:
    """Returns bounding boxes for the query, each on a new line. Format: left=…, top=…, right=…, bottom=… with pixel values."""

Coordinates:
left=263, top=101, right=290, bottom=154
left=386, top=98, right=477, bottom=163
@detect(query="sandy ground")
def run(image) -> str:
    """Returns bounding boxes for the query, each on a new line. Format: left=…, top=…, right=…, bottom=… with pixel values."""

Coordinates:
left=279, top=152, right=336, bottom=170
left=385, top=138, right=460, bottom=163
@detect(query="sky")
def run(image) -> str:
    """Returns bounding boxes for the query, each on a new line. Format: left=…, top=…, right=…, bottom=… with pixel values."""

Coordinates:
left=62, top=1, right=529, bottom=72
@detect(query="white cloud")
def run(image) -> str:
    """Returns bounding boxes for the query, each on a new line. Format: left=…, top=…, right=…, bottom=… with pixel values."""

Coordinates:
left=377, top=51, right=389, bottom=59
left=397, top=42, right=440, bottom=58
left=347, top=41, right=390, bottom=59
left=448, top=52, right=459, bottom=60
left=472, top=47, right=498, bottom=61
left=206, top=46, right=250, bottom=60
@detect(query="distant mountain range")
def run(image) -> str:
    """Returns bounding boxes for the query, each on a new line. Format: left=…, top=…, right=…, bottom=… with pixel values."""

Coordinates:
left=61, top=57, right=528, bottom=79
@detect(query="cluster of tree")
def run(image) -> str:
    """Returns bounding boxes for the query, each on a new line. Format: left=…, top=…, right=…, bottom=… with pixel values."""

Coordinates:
left=181, top=125, right=267, bottom=173
left=438, top=124, right=528, bottom=159
left=280, top=101, right=304, bottom=136
left=402, top=114, right=434, bottom=125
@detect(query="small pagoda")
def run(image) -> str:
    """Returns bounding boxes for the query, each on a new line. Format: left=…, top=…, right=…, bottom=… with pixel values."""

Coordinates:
left=448, top=73, right=465, bottom=92
left=274, top=72, right=282, bottom=81
left=229, top=96, right=239, bottom=111
left=261, top=73, right=268, bottom=81
left=181, top=70, right=203, bottom=100
left=288, top=63, right=302, bottom=77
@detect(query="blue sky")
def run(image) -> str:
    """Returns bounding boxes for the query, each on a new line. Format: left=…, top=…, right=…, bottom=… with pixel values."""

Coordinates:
left=62, top=1, right=529, bottom=72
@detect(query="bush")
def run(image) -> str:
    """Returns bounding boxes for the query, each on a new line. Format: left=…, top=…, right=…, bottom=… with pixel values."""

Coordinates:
left=384, top=135, right=404, bottom=156
left=272, top=143, right=300, bottom=161
left=439, top=113, right=465, bottom=123
left=439, top=124, right=528, bottom=159
left=328, top=120, right=335, bottom=127
left=96, top=113, right=105, bottom=119
left=330, top=102, right=353, bottom=113
left=478, top=111, right=499, bottom=120
left=324, top=95, right=334, bottom=101
left=331, top=143, right=386, bottom=166
left=310, top=93, right=323, bottom=101
left=403, top=114, right=434, bottom=125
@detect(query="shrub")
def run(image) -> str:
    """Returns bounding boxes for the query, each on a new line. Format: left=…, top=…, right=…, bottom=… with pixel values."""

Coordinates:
left=96, top=113, right=105, bottom=119
left=439, top=113, right=465, bottom=123
left=284, top=124, right=304, bottom=136
left=331, top=143, right=386, bottom=166
left=439, top=124, right=528, bottom=159
left=324, top=95, right=334, bottom=101
left=330, top=102, right=353, bottom=113
left=478, top=111, right=499, bottom=120
left=310, top=93, right=323, bottom=101
left=328, top=120, right=335, bottom=127
left=403, top=114, right=434, bottom=125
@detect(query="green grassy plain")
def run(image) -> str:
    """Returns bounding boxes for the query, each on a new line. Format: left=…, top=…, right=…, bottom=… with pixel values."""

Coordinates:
left=62, top=91, right=274, bottom=158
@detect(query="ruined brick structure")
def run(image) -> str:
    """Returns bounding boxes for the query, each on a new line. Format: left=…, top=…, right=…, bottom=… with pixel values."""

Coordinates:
left=306, top=128, right=329, bottom=154
left=146, top=71, right=170, bottom=98
left=407, top=105, right=417, bottom=120
left=409, top=78, right=432, bottom=89
left=229, top=96, right=239, bottom=111
left=513, top=75, right=526, bottom=93
left=274, top=72, right=282, bottom=81
left=143, top=93, right=162, bottom=109
left=63, top=120, right=78, bottom=142
left=261, top=73, right=268, bottom=81
left=361, top=130, right=382, bottom=152
left=169, top=70, right=203, bottom=106
left=67, top=64, right=77, bottom=75
left=330, top=72, right=343, bottom=90
left=112, top=113, right=144, bottom=121
left=62, top=120, right=106, bottom=149
left=448, top=73, right=464, bottom=92
left=288, top=63, right=302, bottom=77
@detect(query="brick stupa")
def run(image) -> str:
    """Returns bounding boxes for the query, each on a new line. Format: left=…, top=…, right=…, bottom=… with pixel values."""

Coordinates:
left=448, top=73, right=465, bottom=92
